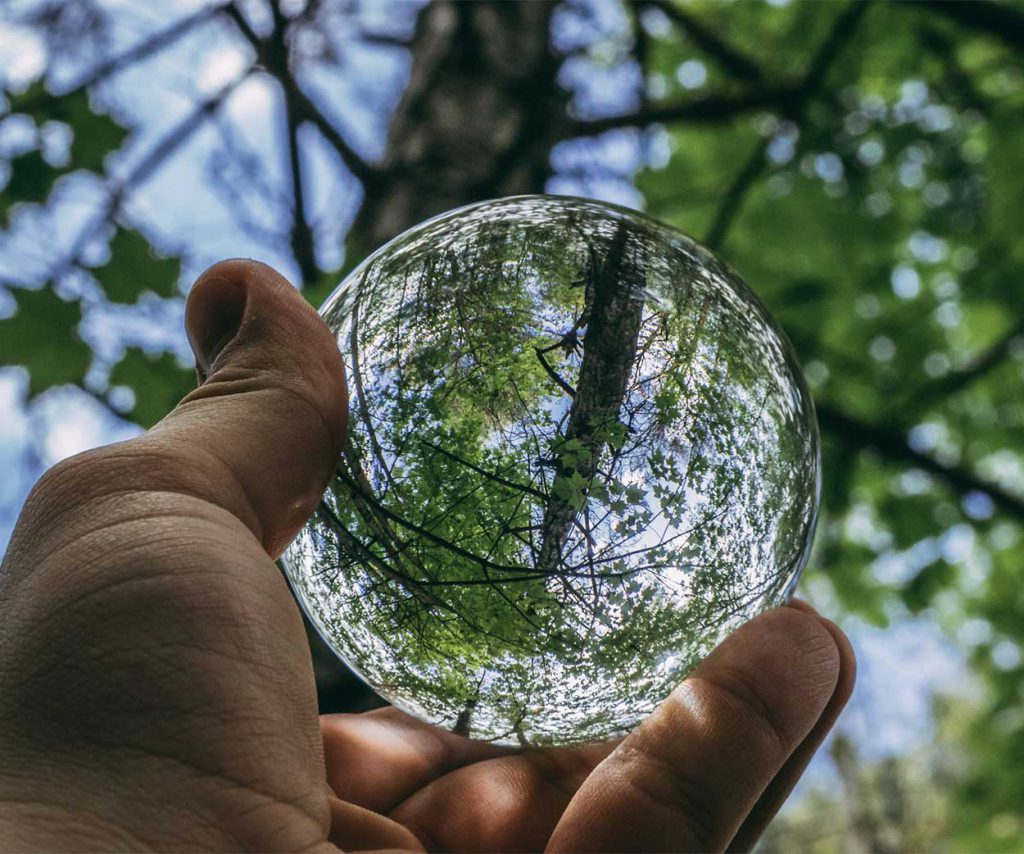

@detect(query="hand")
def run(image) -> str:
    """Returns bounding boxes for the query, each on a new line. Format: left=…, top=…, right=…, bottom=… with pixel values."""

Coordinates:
left=0, top=260, right=854, bottom=852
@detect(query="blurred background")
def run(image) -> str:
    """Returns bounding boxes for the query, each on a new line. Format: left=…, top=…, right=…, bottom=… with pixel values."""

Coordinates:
left=1, top=0, right=1022, bottom=849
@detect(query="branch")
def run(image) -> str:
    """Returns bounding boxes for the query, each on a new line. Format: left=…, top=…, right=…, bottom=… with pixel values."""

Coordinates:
left=919, top=25, right=992, bottom=114
left=632, top=1, right=652, bottom=116
left=43, top=74, right=251, bottom=287
left=357, top=30, right=412, bottom=49
left=222, top=2, right=260, bottom=45
left=418, top=438, right=548, bottom=500
left=703, top=0, right=871, bottom=249
left=293, top=84, right=379, bottom=186
left=915, top=0, right=1024, bottom=54
left=78, top=382, right=130, bottom=421
left=334, top=467, right=542, bottom=576
left=534, top=346, right=577, bottom=397
left=907, top=317, right=1024, bottom=412
left=4, top=3, right=224, bottom=115
left=801, top=0, right=873, bottom=96
left=638, top=0, right=765, bottom=82
left=817, top=404, right=1024, bottom=522
left=570, top=86, right=798, bottom=136
left=703, top=137, right=768, bottom=250
left=575, top=0, right=870, bottom=140
left=224, top=2, right=379, bottom=186
left=267, top=4, right=319, bottom=285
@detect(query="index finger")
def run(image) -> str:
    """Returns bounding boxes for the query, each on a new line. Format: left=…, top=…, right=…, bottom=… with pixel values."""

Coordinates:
left=320, top=706, right=515, bottom=813
left=546, top=605, right=848, bottom=853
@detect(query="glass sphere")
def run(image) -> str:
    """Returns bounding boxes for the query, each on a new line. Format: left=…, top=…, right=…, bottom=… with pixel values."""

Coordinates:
left=283, top=196, right=819, bottom=746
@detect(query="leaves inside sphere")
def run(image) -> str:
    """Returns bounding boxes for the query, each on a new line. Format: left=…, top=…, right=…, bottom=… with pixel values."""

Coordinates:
left=283, top=196, right=820, bottom=746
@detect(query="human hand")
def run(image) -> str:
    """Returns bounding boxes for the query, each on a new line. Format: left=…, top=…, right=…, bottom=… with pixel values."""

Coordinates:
left=0, top=260, right=854, bottom=852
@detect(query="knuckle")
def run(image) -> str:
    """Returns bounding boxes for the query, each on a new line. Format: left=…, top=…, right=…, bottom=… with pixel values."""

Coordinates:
left=11, top=447, right=127, bottom=556
left=27, top=442, right=181, bottom=515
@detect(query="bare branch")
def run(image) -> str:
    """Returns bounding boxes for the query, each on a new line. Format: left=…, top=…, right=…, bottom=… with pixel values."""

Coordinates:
left=817, top=404, right=1024, bottom=522
left=4, top=3, right=225, bottom=114
left=637, top=0, right=765, bottom=82
left=222, top=2, right=260, bottom=45
left=289, top=80, right=380, bottom=187
left=534, top=346, right=578, bottom=397
left=703, top=0, right=872, bottom=249
left=908, top=317, right=1024, bottom=412
left=703, top=137, right=768, bottom=251
left=574, top=1, right=870, bottom=139
left=418, top=438, right=548, bottom=501
left=570, top=87, right=798, bottom=136
left=39, top=74, right=252, bottom=288
left=224, top=2, right=379, bottom=186
left=78, top=383, right=130, bottom=421
left=801, top=0, right=873, bottom=94
left=267, top=3, right=319, bottom=284
left=915, top=0, right=1024, bottom=54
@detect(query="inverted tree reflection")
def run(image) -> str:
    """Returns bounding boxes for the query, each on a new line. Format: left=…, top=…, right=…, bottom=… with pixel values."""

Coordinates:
left=284, top=197, right=818, bottom=744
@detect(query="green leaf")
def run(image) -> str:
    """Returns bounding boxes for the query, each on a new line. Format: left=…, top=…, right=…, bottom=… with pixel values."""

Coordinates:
left=8, top=83, right=128, bottom=174
left=109, top=347, right=195, bottom=428
left=90, top=227, right=182, bottom=303
left=0, top=149, right=64, bottom=227
left=900, top=559, right=955, bottom=614
left=0, top=285, right=89, bottom=396
left=5, top=80, right=48, bottom=115
left=624, top=484, right=646, bottom=504
left=64, top=92, right=129, bottom=174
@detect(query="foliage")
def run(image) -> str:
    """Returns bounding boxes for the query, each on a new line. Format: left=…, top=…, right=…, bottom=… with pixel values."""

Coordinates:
left=108, top=347, right=195, bottom=428
left=90, top=228, right=181, bottom=303
left=0, top=285, right=88, bottom=396
left=758, top=733, right=955, bottom=853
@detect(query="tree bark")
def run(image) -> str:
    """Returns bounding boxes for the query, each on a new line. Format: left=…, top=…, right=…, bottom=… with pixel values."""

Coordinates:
left=350, top=0, right=568, bottom=251
left=536, top=223, right=646, bottom=575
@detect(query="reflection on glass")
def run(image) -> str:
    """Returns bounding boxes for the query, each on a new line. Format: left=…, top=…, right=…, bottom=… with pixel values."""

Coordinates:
left=283, top=196, right=820, bottom=745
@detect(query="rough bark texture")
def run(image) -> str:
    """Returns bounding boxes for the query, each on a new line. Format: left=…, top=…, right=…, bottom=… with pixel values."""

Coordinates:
left=536, top=224, right=646, bottom=575
left=351, top=0, right=568, bottom=251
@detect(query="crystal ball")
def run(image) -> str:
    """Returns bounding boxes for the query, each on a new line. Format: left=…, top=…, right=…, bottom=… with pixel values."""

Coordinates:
left=283, top=195, right=820, bottom=745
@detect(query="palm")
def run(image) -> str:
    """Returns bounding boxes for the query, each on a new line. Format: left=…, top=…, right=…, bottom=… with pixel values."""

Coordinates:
left=320, top=708, right=613, bottom=851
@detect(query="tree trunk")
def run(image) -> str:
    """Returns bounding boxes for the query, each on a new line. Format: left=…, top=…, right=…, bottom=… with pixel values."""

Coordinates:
left=351, top=0, right=568, bottom=251
left=536, top=223, right=646, bottom=576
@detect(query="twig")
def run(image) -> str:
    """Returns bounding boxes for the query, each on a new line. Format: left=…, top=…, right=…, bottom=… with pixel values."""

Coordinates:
left=817, top=404, right=1024, bottom=522
left=915, top=0, right=1024, bottom=54
left=224, top=2, right=379, bottom=186
left=2, top=4, right=225, bottom=116
left=638, top=0, right=764, bottom=82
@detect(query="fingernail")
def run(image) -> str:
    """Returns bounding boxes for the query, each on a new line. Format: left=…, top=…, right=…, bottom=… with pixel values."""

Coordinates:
left=191, top=276, right=247, bottom=379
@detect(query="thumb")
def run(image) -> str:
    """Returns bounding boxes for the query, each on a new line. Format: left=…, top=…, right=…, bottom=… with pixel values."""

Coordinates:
left=155, top=258, right=346, bottom=556
left=0, top=260, right=347, bottom=850
left=4, top=257, right=347, bottom=577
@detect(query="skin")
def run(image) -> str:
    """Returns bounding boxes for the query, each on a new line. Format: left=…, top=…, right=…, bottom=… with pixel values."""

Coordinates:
left=0, top=260, right=855, bottom=852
